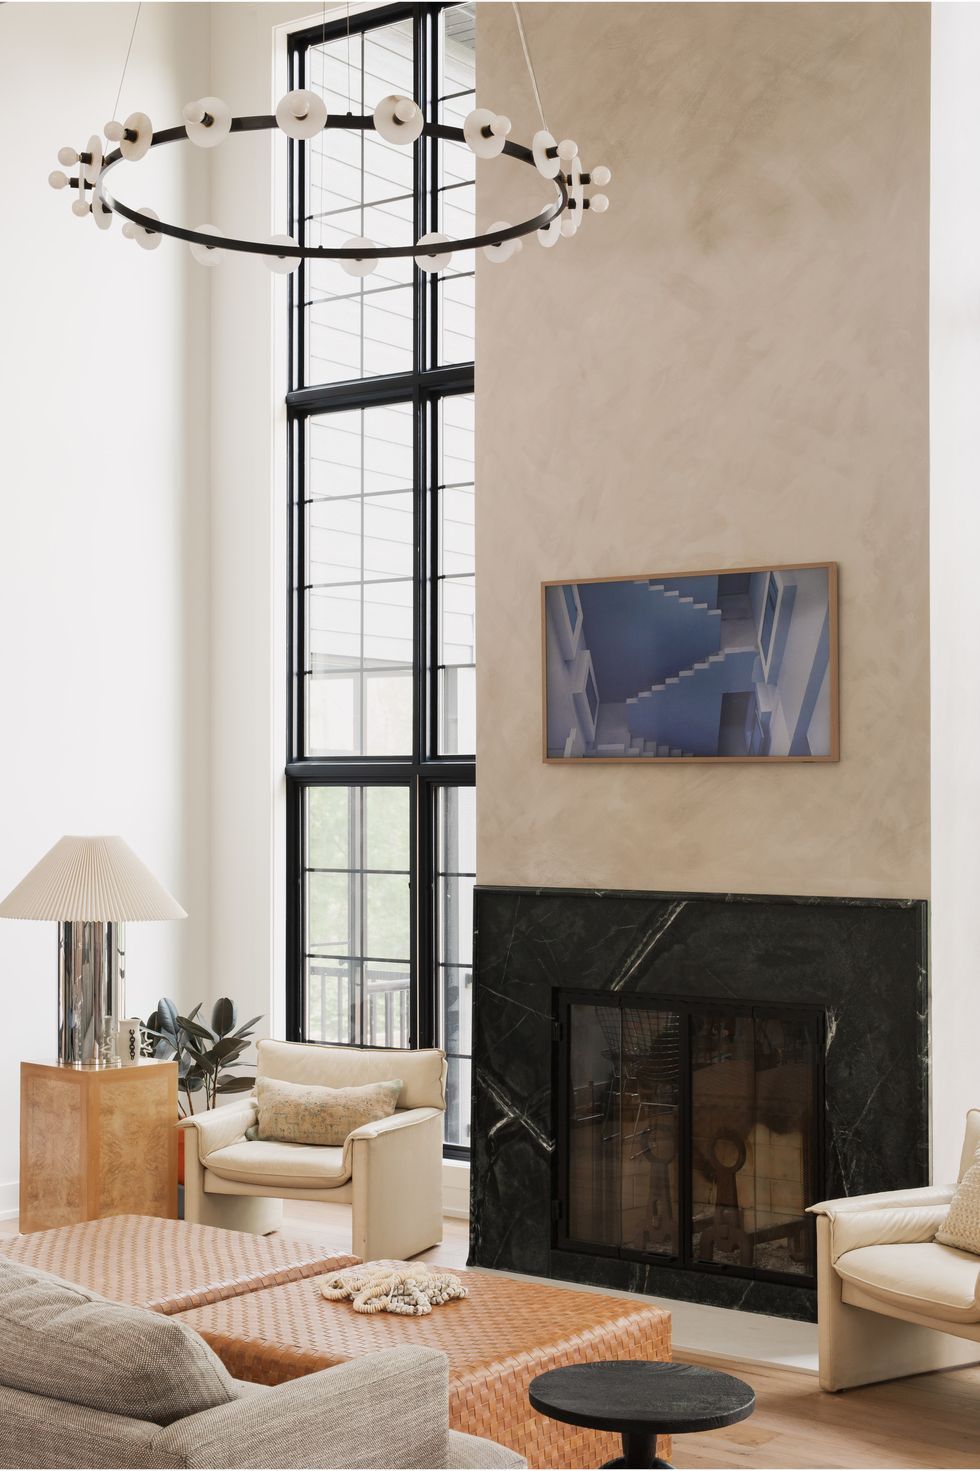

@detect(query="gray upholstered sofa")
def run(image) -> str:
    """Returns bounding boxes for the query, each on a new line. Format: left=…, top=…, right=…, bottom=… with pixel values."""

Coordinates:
left=0, top=1260, right=525, bottom=1470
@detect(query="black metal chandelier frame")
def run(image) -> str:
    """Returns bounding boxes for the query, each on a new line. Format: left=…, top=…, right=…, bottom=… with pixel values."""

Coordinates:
left=93, top=113, right=569, bottom=260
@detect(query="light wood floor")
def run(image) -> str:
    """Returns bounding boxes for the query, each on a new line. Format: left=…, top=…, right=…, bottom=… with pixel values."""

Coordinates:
left=4, top=1203, right=979, bottom=1469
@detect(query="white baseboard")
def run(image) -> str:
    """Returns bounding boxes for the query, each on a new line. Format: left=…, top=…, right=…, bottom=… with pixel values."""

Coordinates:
left=0, top=1179, right=18, bottom=1221
left=443, top=1158, right=470, bottom=1220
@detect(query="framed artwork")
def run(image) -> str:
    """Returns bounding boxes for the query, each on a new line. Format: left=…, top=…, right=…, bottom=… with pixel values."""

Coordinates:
left=542, top=563, right=839, bottom=763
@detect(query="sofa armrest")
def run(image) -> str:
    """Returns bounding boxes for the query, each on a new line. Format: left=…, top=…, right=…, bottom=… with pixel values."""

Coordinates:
left=445, top=1432, right=526, bottom=1469
left=0, top=1384, right=168, bottom=1471
left=809, top=1184, right=955, bottom=1218
left=151, top=1347, right=450, bottom=1470
left=179, top=1101, right=257, bottom=1159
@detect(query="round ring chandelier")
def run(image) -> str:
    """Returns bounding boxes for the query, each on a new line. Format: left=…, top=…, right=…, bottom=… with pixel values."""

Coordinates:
left=47, top=86, right=611, bottom=274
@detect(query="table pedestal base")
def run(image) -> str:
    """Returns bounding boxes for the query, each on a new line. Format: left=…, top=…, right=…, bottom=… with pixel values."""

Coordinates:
left=602, top=1431, right=673, bottom=1469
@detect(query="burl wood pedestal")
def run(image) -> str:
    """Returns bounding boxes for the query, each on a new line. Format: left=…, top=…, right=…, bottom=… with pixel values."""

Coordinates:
left=20, top=1059, right=178, bottom=1233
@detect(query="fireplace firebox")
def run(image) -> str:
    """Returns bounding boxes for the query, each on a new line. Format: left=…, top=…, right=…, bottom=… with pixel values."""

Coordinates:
left=557, top=994, right=823, bottom=1286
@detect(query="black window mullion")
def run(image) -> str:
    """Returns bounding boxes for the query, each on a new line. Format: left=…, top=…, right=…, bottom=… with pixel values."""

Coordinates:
left=286, top=3, right=475, bottom=1158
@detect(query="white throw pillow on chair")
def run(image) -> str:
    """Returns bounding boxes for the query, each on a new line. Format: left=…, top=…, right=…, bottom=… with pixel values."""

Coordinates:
left=936, top=1145, right=980, bottom=1255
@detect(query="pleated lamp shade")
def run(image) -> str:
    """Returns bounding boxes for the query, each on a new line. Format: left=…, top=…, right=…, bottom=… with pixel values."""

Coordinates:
left=0, top=836, right=186, bottom=922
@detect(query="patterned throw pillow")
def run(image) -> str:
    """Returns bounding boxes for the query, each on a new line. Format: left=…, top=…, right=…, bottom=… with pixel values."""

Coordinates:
left=255, top=1074, right=402, bottom=1146
left=936, top=1146, right=980, bottom=1255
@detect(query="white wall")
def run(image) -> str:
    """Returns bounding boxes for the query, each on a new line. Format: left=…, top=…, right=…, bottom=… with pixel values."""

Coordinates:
left=208, top=1, right=313, bottom=1051
left=929, top=1, right=980, bottom=1183
left=0, top=2, right=212, bottom=1215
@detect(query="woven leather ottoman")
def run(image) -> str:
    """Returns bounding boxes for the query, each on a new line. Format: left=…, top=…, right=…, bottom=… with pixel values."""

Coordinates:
left=0, top=1214, right=357, bottom=1313
left=178, top=1268, right=672, bottom=1468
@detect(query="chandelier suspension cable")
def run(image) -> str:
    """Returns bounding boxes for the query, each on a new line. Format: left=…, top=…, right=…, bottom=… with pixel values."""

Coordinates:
left=511, top=2, right=548, bottom=136
left=109, top=2, right=142, bottom=132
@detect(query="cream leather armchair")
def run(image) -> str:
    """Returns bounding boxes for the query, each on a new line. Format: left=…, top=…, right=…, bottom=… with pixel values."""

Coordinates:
left=809, top=1108, right=980, bottom=1391
left=181, top=1040, right=447, bottom=1261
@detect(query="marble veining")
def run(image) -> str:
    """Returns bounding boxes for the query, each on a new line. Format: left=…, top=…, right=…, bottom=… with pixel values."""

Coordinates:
left=469, top=886, right=929, bottom=1322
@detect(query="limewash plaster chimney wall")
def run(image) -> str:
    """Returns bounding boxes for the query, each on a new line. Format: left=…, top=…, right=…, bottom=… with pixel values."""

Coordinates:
left=474, top=3, right=930, bottom=902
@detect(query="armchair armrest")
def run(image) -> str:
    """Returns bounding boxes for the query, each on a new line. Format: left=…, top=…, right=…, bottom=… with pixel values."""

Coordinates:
left=822, top=1203, right=952, bottom=1262
left=151, top=1346, right=450, bottom=1469
left=342, top=1105, right=441, bottom=1172
left=810, top=1186, right=956, bottom=1265
left=809, top=1184, right=955, bottom=1218
left=179, top=1100, right=258, bottom=1159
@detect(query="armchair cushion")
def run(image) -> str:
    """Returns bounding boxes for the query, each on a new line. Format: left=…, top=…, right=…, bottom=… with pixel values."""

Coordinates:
left=937, top=1146, right=980, bottom=1256
left=257, top=1040, right=446, bottom=1111
left=255, top=1075, right=401, bottom=1147
left=835, top=1241, right=980, bottom=1324
left=0, top=1260, right=237, bottom=1426
left=203, top=1140, right=351, bottom=1190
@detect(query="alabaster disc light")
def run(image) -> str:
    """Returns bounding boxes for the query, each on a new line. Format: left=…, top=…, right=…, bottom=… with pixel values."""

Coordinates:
left=276, top=89, right=328, bottom=141
left=265, top=234, right=300, bottom=274
left=182, top=96, right=232, bottom=148
left=483, top=221, right=522, bottom=264
left=340, top=237, right=379, bottom=278
left=462, top=107, right=512, bottom=159
left=373, top=93, right=425, bottom=145
left=189, top=224, right=226, bottom=266
left=415, top=231, right=453, bottom=273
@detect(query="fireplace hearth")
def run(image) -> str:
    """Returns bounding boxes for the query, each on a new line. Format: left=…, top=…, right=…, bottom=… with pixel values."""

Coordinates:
left=468, top=887, right=927, bottom=1321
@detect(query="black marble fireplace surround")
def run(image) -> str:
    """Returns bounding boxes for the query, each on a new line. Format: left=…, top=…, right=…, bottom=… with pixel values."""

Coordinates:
left=468, top=887, right=928, bottom=1322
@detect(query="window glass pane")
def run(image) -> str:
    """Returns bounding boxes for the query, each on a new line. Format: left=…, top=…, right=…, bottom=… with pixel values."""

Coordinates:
left=305, top=19, right=416, bottom=385
left=307, top=871, right=350, bottom=954
left=303, top=786, right=411, bottom=1048
left=367, top=872, right=411, bottom=958
left=305, top=404, right=415, bottom=757
left=436, top=394, right=475, bottom=755
left=438, top=271, right=475, bottom=369
left=307, top=786, right=350, bottom=869
left=439, top=393, right=475, bottom=487
left=438, top=786, right=475, bottom=1147
left=439, top=665, right=476, bottom=756
left=365, top=786, right=410, bottom=871
left=440, top=486, right=474, bottom=577
left=307, top=957, right=353, bottom=1045
left=438, top=7, right=475, bottom=367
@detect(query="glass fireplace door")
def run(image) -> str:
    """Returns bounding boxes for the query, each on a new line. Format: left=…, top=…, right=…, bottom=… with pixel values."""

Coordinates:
left=565, top=1003, right=682, bottom=1259
left=560, top=995, right=821, bottom=1284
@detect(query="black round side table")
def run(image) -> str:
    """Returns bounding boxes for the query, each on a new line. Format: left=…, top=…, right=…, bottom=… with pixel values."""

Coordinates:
left=528, top=1360, right=755, bottom=1469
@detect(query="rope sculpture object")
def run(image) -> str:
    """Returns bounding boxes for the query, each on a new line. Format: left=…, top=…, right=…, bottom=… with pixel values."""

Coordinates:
left=317, top=1262, right=469, bottom=1316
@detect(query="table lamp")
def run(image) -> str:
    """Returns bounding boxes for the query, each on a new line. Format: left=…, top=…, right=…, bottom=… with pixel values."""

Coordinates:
left=0, top=835, right=186, bottom=1068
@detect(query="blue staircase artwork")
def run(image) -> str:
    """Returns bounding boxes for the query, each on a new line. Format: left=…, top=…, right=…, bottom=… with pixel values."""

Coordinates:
left=546, top=566, right=832, bottom=759
left=577, top=580, right=723, bottom=701
left=625, top=647, right=761, bottom=756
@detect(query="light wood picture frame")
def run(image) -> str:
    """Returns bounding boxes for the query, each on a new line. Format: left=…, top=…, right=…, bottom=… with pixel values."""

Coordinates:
left=542, top=562, right=839, bottom=764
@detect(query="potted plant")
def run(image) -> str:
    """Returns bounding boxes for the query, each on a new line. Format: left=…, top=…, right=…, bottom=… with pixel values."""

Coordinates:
left=143, top=998, right=263, bottom=1190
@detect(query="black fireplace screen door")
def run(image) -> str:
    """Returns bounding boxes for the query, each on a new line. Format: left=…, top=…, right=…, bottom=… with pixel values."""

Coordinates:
left=556, top=993, right=824, bottom=1286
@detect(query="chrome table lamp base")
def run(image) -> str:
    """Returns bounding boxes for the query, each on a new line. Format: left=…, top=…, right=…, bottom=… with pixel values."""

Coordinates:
left=58, top=920, right=126, bottom=1067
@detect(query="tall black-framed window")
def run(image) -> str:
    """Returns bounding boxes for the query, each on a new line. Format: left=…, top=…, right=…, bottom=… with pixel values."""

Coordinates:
left=285, top=1, right=476, bottom=1154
